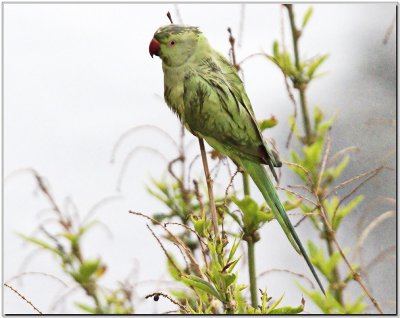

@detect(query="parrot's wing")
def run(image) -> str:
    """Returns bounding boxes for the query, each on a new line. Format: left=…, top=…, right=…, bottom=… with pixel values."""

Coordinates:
left=214, top=52, right=256, bottom=116
left=183, top=57, right=280, bottom=180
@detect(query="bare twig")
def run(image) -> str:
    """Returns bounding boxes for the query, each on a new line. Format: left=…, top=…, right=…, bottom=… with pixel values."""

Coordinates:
left=6, top=272, right=68, bottom=288
left=331, top=166, right=383, bottom=222
left=168, top=156, right=185, bottom=185
left=4, top=283, right=43, bottom=314
left=258, top=268, right=315, bottom=289
left=130, top=211, right=203, bottom=278
left=82, top=195, right=123, bottom=223
left=287, top=183, right=313, bottom=193
left=116, top=146, right=169, bottom=191
left=198, top=138, right=220, bottom=240
left=294, top=215, right=307, bottom=228
left=193, top=180, right=205, bottom=218
left=281, top=160, right=313, bottom=186
left=227, top=27, right=240, bottom=71
left=145, top=224, right=181, bottom=276
left=316, top=130, right=331, bottom=190
left=164, top=222, right=208, bottom=267
left=356, top=196, right=395, bottom=237
left=187, top=154, right=201, bottom=185
left=32, top=171, right=70, bottom=230
left=354, top=210, right=395, bottom=260
left=145, top=292, right=189, bottom=313
left=327, top=166, right=384, bottom=197
left=364, top=245, right=396, bottom=272
left=224, top=168, right=240, bottom=207
left=50, top=285, right=80, bottom=311
left=328, top=146, right=359, bottom=165
left=277, top=186, right=317, bottom=207
left=110, top=125, right=179, bottom=164
left=316, top=197, right=385, bottom=314
left=383, top=14, right=396, bottom=44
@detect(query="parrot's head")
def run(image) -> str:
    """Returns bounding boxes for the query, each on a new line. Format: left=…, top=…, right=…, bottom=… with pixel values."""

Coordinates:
left=149, top=25, right=202, bottom=67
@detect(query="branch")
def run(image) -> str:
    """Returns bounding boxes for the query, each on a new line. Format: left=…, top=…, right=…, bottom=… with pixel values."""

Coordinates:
left=198, top=138, right=220, bottom=240
left=145, top=292, right=189, bottom=313
left=315, top=197, right=385, bottom=314
left=4, top=283, right=43, bottom=314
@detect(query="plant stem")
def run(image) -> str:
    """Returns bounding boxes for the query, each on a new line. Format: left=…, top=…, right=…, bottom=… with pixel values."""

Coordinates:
left=242, top=172, right=250, bottom=196
left=247, top=237, right=258, bottom=307
left=316, top=196, right=384, bottom=314
left=285, top=4, right=313, bottom=145
left=198, top=138, right=220, bottom=241
left=242, top=171, right=258, bottom=307
left=322, top=220, right=343, bottom=304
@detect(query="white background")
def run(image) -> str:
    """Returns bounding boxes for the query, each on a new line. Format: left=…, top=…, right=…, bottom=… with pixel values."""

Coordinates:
left=4, top=3, right=396, bottom=314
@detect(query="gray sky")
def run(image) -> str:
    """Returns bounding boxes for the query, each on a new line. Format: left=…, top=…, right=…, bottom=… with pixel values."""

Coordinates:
left=4, top=3, right=396, bottom=314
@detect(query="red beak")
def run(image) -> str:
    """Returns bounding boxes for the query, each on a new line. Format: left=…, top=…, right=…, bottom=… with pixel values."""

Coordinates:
left=149, top=38, right=160, bottom=58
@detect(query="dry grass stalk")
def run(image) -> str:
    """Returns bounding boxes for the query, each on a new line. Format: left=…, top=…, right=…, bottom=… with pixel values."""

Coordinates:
left=4, top=283, right=43, bottom=314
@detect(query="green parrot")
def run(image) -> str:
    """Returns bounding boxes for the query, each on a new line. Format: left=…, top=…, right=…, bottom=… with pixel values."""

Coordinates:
left=149, top=24, right=325, bottom=294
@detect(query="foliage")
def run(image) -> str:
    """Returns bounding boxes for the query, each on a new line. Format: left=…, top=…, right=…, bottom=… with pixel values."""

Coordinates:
left=14, top=171, right=134, bottom=314
left=7, top=4, right=393, bottom=315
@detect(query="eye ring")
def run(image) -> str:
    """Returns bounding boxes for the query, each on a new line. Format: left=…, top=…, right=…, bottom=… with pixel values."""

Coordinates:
left=169, top=40, right=176, bottom=47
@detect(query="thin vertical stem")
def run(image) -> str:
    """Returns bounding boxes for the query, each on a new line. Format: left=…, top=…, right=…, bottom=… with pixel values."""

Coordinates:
left=198, top=138, right=220, bottom=241
left=242, top=171, right=258, bottom=307
left=322, top=221, right=343, bottom=304
left=285, top=4, right=313, bottom=144
left=247, top=238, right=258, bottom=307
left=242, top=172, right=250, bottom=196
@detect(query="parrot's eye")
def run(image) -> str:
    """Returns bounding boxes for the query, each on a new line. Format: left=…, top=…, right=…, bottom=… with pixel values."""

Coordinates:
left=169, top=40, right=176, bottom=47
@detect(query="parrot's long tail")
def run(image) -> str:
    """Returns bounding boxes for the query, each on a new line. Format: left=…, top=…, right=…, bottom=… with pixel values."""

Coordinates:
left=240, top=157, right=326, bottom=294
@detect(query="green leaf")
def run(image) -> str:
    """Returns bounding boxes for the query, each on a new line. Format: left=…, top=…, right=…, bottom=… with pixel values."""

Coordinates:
left=273, top=40, right=279, bottom=58
left=317, top=115, right=336, bottom=136
left=302, top=7, right=313, bottom=28
left=266, top=293, right=285, bottom=313
left=268, top=303, right=304, bottom=314
left=192, top=217, right=211, bottom=237
left=344, top=294, right=366, bottom=314
left=226, top=209, right=243, bottom=227
left=167, top=256, right=182, bottom=281
left=77, top=220, right=98, bottom=238
left=324, top=155, right=350, bottom=184
left=299, top=285, right=343, bottom=314
left=303, top=138, right=324, bottom=171
left=232, top=195, right=258, bottom=232
left=289, top=150, right=308, bottom=181
left=281, top=52, right=294, bottom=75
left=313, top=106, right=324, bottom=131
left=283, top=197, right=303, bottom=211
left=79, top=259, right=101, bottom=283
left=227, top=238, right=240, bottom=263
left=307, top=54, right=329, bottom=79
left=75, top=302, right=97, bottom=314
left=18, top=234, right=62, bottom=256
left=259, top=116, right=278, bottom=131
left=226, top=257, right=241, bottom=273
left=333, top=195, right=364, bottom=230
left=325, top=251, right=342, bottom=282
left=181, top=275, right=223, bottom=301
left=222, top=272, right=236, bottom=287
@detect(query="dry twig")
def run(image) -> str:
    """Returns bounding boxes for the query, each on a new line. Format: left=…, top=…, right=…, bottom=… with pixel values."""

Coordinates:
left=354, top=210, right=395, bottom=260
left=4, top=283, right=43, bottom=314
left=145, top=292, right=189, bottom=313
left=258, top=268, right=315, bottom=289
left=198, top=138, right=220, bottom=240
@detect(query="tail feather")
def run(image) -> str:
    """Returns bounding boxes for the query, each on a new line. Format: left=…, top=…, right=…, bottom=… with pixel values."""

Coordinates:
left=241, top=158, right=325, bottom=294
